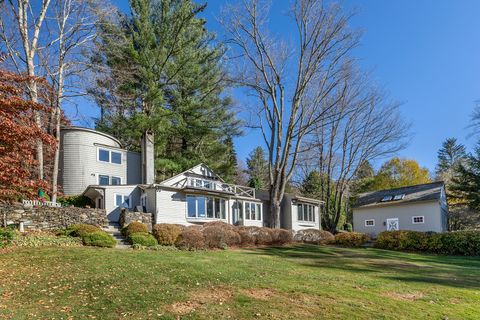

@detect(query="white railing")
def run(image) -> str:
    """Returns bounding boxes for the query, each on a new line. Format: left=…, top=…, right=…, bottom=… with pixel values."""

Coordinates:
left=22, top=199, right=62, bottom=208
left=173, top=177, right=256, bottom=199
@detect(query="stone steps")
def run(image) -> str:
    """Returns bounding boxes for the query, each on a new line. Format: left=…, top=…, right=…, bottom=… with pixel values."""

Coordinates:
left=103, top=222, right=131, bottom=249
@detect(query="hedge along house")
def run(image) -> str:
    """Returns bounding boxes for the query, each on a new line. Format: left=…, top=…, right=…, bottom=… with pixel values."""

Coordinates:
left=62, top=126, right=322, bottom=231
left=352, top=182, right=448, bottom=238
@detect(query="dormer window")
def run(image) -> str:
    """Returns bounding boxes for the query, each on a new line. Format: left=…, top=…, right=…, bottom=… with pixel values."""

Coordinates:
left=190, top=178, right=215, bottom=190
left=393, top=194, right=405, bottom=201
left=381, top=195, right=393, bottom=202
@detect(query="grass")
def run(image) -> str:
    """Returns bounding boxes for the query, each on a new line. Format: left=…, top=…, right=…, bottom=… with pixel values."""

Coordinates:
left=0, top=245, right=479, bottom=319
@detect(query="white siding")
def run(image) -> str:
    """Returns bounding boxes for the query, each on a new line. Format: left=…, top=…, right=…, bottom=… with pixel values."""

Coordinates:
left=291, top=203, right=320, bottom=231
left=60, top=128, right=128, bottom=195
left=103, top=186, right=140, bottom=222
left=353, top=201, right=445, bottom=237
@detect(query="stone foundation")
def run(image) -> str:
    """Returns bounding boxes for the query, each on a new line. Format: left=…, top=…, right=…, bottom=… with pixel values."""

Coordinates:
left=119, top=209, right=153, bottom=231
left=0, top=203, right=108, bottom=230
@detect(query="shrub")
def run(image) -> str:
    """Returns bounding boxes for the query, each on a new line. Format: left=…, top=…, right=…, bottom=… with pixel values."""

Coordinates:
left=124, top=222, right=148, bottom=236
left=335, top=232, right=370, bottom=247
left=82, top=231, right=117, bottom=248
left=343, top=223, right=353, bottom=232
left=57, top=195, right=93, bottom=208
left=176, top=226, right=206, bottom=250
left=376, top=230, right=480, bottom=256
left=270, top=229, right=293, bottom=245
left=66, top=224, right=100, bottom=237
left=294, top=229, right=335, bottom=245
left=128, top=232, right=158, bottom=247
left=152, top=224, right=182, bottom=245
left=236, top=226, right=256, bottom=245
left=202, top=222, right=241, bottom=249
left=254, top=227, right=273, bottom=245
left=0, top=227, right=17, bottom=248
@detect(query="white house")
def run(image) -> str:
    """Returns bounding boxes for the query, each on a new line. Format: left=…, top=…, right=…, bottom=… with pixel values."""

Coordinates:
left=352, top=182, right=448, bottom=238
left=61, top=126, right=322, bottom=231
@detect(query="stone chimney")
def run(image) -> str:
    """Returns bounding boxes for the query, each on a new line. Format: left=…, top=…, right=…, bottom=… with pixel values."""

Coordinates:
left=141, top=131, right=155, bottom=184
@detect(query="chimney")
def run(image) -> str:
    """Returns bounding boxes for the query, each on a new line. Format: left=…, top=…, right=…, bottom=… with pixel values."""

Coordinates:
left=141, top=131, right=155, bottom=184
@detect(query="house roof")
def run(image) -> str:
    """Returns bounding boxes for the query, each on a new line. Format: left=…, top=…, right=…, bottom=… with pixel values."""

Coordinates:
left=352, top=181, right=445, bottom=209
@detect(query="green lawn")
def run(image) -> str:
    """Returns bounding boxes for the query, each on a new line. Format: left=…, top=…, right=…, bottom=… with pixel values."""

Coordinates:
left=1, top=245, right=479, bottom=319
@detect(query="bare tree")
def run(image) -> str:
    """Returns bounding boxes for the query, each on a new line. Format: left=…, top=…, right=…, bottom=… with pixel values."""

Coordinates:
left=1, top=0, right=102, bottom=201
left=297, top=66, right=409, bottom=232
left=1, top=0, right=52, bottom=180
left=41, top=0, right=99, bottom=202
left=222, top=0, right=359, bottom=227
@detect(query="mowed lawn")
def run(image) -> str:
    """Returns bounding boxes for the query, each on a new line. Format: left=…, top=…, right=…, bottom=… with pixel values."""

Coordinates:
left=1, top=245, right=479, bottom=319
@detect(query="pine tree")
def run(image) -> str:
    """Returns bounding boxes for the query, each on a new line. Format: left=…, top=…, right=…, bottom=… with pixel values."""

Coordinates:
left=90, top=0, right=240, bottom=180
left=435, top=138, right=466, bottom=181
left=450, top=144, right=480, bottom=211
left=245, top=147, right=269, bottom=189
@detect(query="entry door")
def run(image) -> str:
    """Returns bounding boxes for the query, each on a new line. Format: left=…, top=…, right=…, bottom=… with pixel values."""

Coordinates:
left=386, top=218, right=399, bottom=231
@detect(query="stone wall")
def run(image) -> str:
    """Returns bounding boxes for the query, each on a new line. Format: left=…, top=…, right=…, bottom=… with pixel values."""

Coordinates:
left=0, top=203, right=108, bottom=230
left=119, top=209, right=153, bottom=232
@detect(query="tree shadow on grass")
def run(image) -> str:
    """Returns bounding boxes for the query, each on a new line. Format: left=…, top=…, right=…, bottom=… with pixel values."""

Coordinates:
left=247, top=244, right=480, bottom=289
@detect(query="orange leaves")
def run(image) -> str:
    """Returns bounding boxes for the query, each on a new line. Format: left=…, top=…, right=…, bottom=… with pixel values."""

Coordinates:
left=0, top=67, right=56, bottom=202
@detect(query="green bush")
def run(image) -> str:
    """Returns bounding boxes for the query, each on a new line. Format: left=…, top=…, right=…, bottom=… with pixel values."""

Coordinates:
left=0, top=227, right=18, bottom=248
left=123, top=222, right=148, bottom=236
left=375, top=230, right=480, bottom=256
left=127, top=232, right=158, bottom=247
left=343, top=223, right=353, bottom=232
left=82, top=231, right=117, bottom=248
left=57, top=195, right=93, bottom=208
left=335, top=232, right=370, bottom=247
left=66, top=224, right=101, bottom=237
left=152, top=224, right=182, bottom=245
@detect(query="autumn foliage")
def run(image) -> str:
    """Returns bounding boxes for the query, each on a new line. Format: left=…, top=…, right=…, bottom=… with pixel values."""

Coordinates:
left=0, top=68, right=56, bottom=202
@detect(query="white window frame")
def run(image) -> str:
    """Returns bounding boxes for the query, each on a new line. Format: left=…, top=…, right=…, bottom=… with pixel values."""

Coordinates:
left=412, top=216, right=425, bottom=224
left=244, top=201, right=262, bottom=221
left=297, top=203, right=316, bottom=223
left=114, top=193, right=131, bottom=209
left=97, top=147, right=123, bottom=165
left=365, top=219, right=375, bottom=227
left=186, top=195, right=227, bottom=220
left=97, top=174, right=122, bottom=185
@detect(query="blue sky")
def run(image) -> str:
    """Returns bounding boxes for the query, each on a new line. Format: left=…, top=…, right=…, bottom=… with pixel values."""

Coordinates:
left=75, top=0, right=480, bottom=173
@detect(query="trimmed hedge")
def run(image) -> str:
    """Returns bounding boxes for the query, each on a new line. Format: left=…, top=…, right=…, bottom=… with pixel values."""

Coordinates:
left=66, top=224, right=100, bottom=237
left=176, top=226, right=206, bottom=250
left=294, top=229, right=335, bottom=245
left=375, top=230, right=480, bottom=256
left=335, top=232, right=370, bottom=247
left=123, top=222, right=148, bottom=236
left=202, top=222, right=241, bottom=249
left=82, top=231, right=117, bottom=248
left=152, top=224, right=182, bottom=245
left=127, top=232, right=158, bottom=247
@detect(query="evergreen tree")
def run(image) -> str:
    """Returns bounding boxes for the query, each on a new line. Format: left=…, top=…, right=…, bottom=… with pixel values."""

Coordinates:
left=90, top=0, right=240, bottom=180
left=301, top=171, right=322, bottom=198
left=450, top=144, right=480, bottom=211
left=435, top=138, right=466, bottom=181
left=246, top=147, right=269, bottom=189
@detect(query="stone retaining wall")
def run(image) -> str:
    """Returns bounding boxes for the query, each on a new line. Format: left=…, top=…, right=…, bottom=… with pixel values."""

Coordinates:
left=0, top=203, right=108, bottom=230
left=119, top=209, right=153, bottom=232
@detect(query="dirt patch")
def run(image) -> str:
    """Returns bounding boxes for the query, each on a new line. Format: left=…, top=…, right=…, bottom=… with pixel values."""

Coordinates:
left=167, top=286, right=233, bottom=315
left=384, top=291, right=425, bottom=301
left=242, top=288, right=278, bottom=301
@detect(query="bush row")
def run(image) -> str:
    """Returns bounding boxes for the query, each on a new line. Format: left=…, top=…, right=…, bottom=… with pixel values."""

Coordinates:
left=294, top=229, right=370, bottom=247
left=151, top=222, right=293, bottom=250
left=375, top=230, right=480, bottom=256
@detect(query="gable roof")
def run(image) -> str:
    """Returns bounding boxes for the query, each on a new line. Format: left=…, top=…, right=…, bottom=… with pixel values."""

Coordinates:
left=352, top=181, right=445, bottom=209
left=158, top=163, right=224, bottom=186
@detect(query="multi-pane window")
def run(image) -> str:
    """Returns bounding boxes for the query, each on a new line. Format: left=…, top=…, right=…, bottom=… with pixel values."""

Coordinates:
left=98, top=148, right=122, bottom=164
left=412, top=216, right=424, bottom=224
left=187, top=195, right=226, bottom=219
left=190, top=179, right=215, bottom=190
left=365, top=219, right=375, bottom=227
left=244, top=202, right=262, bottom=221
left=115, top=194, right=130, bottom=208
left=98, top=175, right=121, bottom=185
left=297, top=203, right=316, bottom=222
